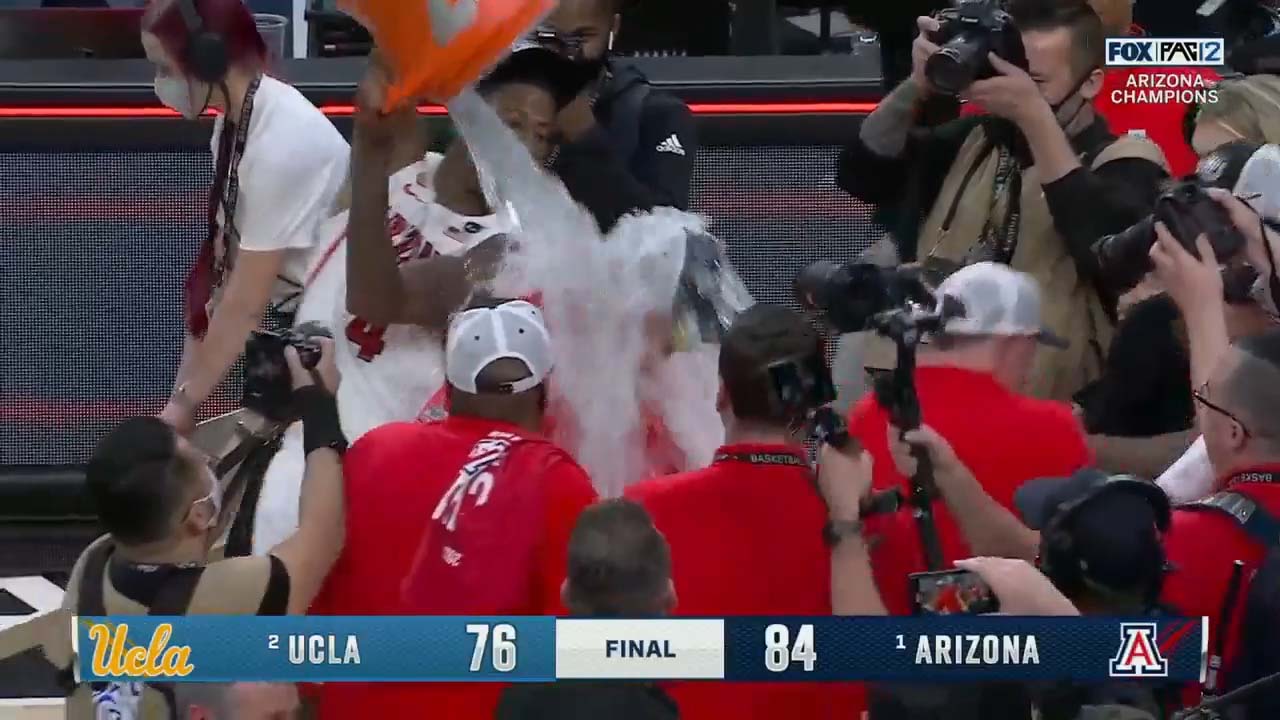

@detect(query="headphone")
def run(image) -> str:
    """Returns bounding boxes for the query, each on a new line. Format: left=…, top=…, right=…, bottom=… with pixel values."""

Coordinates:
left=175, top=0, right=229, bottom=84
left=1038, top=475, right=1172, bottom=609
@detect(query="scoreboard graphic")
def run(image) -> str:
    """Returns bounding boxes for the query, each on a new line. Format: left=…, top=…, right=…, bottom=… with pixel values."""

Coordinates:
left=73, top=616, right=1206, bottom=684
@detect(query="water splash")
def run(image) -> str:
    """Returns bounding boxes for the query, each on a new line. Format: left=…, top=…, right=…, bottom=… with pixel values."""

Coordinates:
left=447, top=88, right=752, bottom=496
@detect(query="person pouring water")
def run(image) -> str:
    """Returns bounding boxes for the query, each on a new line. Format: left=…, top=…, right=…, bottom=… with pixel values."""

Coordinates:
left=141, top=0, right=349, bottom=434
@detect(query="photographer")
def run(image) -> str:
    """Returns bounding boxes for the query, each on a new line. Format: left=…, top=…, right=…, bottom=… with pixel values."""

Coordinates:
left=1150, top=168, right=1280, bottom=502
left=839, top=1, right=1169, bottom=402
left=537, top=0, right=697, bottom=230
left=44, top=341, right=346, bottom=718
left=627, top=303, right=866, bottom=720
left=1076, top=142, right=1280, bottom=481
left=847, top=262, right=1090, bottom=615
left=1143, top=207, right=1280, bottom=714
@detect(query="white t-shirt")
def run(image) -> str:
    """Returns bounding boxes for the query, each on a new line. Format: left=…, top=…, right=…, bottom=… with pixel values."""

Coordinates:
left=209, top=75, right=350, bottom=314
left=296, top=153, right=509, bottom=440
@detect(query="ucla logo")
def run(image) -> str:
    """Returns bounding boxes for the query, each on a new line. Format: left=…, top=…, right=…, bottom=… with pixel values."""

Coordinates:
left=1106, top=38, right=1225, bottom=67
left=86, top=622, right=195, bottom=679
left=1109, top=623, right=1169, bottom=678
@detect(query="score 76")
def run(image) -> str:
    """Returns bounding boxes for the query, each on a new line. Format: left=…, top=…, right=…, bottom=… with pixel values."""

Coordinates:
left=764, top=623, right=817, bottom=672
left=466, top=623, right=517, bottom=672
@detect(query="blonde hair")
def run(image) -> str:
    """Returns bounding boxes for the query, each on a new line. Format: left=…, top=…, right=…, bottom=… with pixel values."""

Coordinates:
left=1197, top=74, right=1280, bottom=144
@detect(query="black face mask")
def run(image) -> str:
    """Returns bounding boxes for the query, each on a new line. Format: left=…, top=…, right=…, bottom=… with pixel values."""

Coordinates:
left=1049, top=70, right=1095, bottom=131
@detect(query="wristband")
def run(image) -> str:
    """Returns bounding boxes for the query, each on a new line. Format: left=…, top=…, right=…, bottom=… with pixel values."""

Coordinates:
left=295, top=385, right=348, bottom=457
left=823, top=518, right=865, bottom=548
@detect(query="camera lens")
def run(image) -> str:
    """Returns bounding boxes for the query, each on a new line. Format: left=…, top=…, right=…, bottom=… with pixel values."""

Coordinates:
left=794, top=261, right=842, bottom=312
left=925, top=41, right=982, bottom=95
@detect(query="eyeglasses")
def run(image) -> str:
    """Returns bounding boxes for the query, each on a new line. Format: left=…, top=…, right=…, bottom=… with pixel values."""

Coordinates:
left=1193, top=380, right=1252, bottom=438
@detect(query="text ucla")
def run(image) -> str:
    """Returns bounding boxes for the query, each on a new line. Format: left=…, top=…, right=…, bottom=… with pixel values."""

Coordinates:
left=286, top=635, right=362, bottom=665
left=87, top=623, right=194, bottom=678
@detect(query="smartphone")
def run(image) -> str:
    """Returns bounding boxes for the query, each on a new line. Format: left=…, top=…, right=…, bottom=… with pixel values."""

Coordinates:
left=908, top=569, right=1000, bottom=616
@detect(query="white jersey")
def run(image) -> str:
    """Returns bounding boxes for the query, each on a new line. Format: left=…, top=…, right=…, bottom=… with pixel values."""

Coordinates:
left=251, top=154, right=507, bottom=554
left=297, top=153, right=509, bottom=440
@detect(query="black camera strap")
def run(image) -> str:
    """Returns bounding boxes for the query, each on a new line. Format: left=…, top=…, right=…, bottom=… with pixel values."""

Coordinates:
left=211, top=75, right=261, bottom=286
left=186, top=75, right=261, bottom=338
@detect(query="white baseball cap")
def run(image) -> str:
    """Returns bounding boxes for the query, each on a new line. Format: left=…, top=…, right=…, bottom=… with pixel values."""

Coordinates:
left=934, top=262, right=1068, bottom=348
left=445, top=300, right=554, bottom=394
left=1235, top=143, right=1280, bottom=223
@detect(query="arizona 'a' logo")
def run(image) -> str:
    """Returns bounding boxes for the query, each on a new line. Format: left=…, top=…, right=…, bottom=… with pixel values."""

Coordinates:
left=1109, top=623, right=1169, bottom=678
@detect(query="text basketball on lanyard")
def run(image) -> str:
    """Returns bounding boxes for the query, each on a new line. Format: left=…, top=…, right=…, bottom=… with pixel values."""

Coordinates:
left=337, top=0, right=557, bottom=107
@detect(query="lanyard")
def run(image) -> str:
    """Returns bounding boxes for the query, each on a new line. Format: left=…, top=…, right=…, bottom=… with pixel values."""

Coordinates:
left=1229, top=470, right=1279, bottom=486
left=208, top=75, right=262, bottom=286
left=713, top=450, right=810, bottom=469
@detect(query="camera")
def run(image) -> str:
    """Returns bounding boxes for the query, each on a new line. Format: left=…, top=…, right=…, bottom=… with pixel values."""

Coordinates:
left=1094, top=181, right=1249, bottom=291
left=765, top=351, right=850, bottom=448
left=796, top=260, right=966, bottom=568
left=926, top=0, right=1029, bottom=95
left=794, top=262, right=938, bottom=335
left=242, top=323, right=332, bottom=423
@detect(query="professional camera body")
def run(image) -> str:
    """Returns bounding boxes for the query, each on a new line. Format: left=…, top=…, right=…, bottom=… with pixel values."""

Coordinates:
left=242, top=322, right=332, bottom=423
left=795, top=262, right=942, bottom=336
left=1094, top=181, right=1250, bottom=292
left=926, top=0, right=1028, bottom=95
left=795, top=261, right=965, bottom=429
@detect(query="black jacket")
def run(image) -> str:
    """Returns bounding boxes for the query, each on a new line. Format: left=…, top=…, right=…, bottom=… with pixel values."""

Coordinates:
left=836, top=113, right=1168, bottom=296
left=553, top=62, right=697, bottom=231
left=496, top=681, right=680, bottom=720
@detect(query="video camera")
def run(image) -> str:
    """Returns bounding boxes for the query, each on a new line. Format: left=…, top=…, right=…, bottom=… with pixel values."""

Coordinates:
left=242, top=322, right=332, bottom=423
left=926, top=0, right=1029, bottom=95
left=795, top=260, right=967, bottom=567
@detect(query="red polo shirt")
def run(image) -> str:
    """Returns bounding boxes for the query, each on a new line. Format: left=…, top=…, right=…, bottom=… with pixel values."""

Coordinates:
left=626, top=443, right=865, bottom=720
left=849, top=366, right=1092, bottom=615
left=309, top=417, right=597, bottom=720
left=1160, top=467, right=1280, bottom=698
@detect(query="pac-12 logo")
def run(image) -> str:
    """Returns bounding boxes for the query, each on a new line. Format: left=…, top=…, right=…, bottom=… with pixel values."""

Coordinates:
left=1109, top=623, right=1169, bottom=678
left=1106, top=38, right=1225, bottom=67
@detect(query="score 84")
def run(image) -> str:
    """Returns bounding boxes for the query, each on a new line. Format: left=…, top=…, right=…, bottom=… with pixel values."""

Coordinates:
left=764, top=623, right=817, bottom=673
left=466, top=623, right=517, bottom=673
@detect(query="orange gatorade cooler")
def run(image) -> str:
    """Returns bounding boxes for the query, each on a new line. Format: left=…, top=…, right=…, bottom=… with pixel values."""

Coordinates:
left=338, top=0, right=557, bottom=108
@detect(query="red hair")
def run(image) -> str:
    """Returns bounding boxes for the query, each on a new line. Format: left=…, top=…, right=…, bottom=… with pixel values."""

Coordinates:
left=142, top=0, right=267, bottom=76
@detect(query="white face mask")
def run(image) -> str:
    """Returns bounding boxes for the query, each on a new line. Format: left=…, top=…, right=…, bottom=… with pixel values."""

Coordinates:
left=154, top=75, right=200, bottom=119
